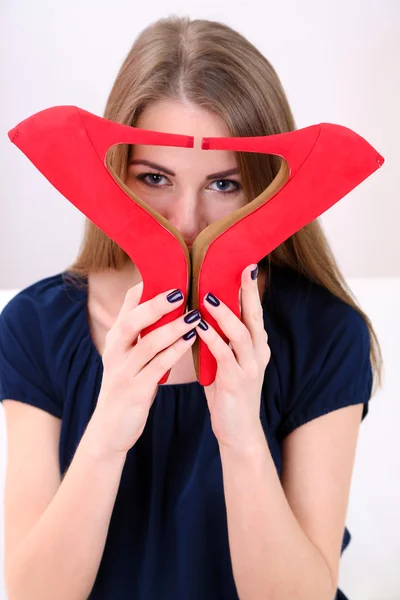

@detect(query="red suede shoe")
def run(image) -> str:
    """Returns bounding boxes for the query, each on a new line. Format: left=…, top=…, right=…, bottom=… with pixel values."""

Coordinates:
left=8, top=106, right=384, bottom=385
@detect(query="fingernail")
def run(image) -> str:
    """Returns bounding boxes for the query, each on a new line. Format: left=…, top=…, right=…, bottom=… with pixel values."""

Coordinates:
left=205, top=292, right=220, bottom=307
left=197, top=319, right=208, bottom=331
left=184, top=309, right=201, bottom=324
left=251, top=265, right=258, bottom=280
left=167, top=289, right=183, bottom=303
left=183, top=329, right=197, bottom=341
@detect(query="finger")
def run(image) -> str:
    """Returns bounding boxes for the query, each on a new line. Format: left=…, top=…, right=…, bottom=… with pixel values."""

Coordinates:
left=135, top=326, right=198, bottom=386
left=202, top=284, right=255, bottom=372
left=125, top=308, right=201, bottom=377
left=108, top=283, right=185, bottom=355
left=195, top=314, right=248, bottom=379
left=240, top=265, right=268, bottom=357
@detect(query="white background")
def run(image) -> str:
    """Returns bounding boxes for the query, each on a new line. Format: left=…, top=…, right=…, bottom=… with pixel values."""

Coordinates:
left=0, top=1, right=399, bottom=599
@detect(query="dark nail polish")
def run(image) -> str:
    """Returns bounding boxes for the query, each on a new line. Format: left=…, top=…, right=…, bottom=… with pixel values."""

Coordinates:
left=197, top=319, right=208, bottom=331
left=251, top=265, right=258, bottom=280
left=184, top=309, right=201, bottom=324
left=183, top=329, right=196, bottom=341
left=167, top=289, right=183, bottom=303
left=205, top=292, right=220, bottom=307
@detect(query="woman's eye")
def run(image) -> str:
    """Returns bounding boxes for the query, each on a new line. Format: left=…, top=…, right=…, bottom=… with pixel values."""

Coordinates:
left=135, top=173, right=169, bottom=187
left=208, top=179, right=241, bottom=194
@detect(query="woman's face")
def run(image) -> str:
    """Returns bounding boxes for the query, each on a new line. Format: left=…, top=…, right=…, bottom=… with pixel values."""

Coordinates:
left=124, top=99, right=247, bottom=248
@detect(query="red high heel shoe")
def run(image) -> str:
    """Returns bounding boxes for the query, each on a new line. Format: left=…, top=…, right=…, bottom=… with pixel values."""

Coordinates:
left=8, top=106, right=385, bottom=385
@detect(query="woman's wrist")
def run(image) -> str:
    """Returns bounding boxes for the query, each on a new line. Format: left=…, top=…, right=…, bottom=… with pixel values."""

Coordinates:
left=83, top=409, right=129, bottom=463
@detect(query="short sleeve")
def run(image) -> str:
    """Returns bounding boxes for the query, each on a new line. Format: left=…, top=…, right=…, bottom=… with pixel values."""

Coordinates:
left=278, top=304, right=372, bottom=442
left=0, top=293, right=62, bottom=418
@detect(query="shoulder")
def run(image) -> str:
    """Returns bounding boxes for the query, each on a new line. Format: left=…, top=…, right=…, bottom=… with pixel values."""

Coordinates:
left=0, top=271, right=89, bottom=377
left=261, top=265, right=372, bottom=440
left=0, top=273, right=85, bottom=417
left=1, top=272, right=85, bottom=332
left=0, top=272, right=91, bottom=417
left=261, top=263, right=371, bottom=381
left=262, top=264, right=368, bottom=342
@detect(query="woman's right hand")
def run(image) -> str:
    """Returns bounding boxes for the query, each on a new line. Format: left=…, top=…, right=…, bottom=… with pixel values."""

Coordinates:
left=89, top=282, right=202, bottom=456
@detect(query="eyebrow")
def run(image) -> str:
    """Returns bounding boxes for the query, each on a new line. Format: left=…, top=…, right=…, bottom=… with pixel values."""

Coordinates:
left=129, top=159, right=239, bottom=180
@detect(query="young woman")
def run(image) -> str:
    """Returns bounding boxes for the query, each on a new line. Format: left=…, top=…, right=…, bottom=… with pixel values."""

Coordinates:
left=0, top=15, right=382, bottom=600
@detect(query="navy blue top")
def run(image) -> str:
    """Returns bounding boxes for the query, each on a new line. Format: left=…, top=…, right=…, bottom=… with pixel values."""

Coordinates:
left=0, top=264, right=372, bottom=600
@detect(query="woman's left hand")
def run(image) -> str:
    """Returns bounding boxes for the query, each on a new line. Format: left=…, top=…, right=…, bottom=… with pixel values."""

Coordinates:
left=195, top=264, right=271, bottom=450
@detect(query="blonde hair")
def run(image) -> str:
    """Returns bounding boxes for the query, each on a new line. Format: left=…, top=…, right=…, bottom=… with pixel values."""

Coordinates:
left=64, top=15, right=383, bottom=396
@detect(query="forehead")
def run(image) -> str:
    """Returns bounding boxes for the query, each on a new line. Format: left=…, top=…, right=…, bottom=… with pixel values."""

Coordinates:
left=129, top=99, right=237, bottom=175
left=138, top=98, right=230, bottom=140
left=130, top=99, right=236, bottom=171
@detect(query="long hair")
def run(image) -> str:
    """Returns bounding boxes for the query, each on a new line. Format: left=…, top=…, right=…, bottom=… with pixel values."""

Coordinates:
left=64, top=15, right=383, bottom=396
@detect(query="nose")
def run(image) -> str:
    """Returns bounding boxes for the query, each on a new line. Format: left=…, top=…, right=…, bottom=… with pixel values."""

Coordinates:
left=164, top=192, right=202, bottom=247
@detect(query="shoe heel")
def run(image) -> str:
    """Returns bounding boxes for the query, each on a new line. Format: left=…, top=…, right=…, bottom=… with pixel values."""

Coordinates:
left=8, top=105, right=195, bottom=385
left=196, top=123, right=384, bottom=385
